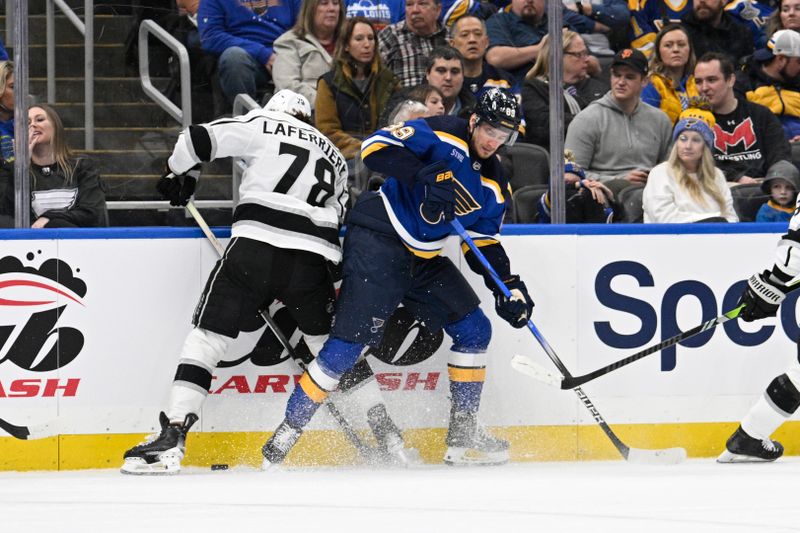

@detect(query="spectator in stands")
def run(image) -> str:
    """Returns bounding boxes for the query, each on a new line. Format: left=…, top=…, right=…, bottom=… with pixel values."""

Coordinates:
left=25, top=104, right=107, bottom=228
left=316, top=17, right=399, bottom=160
left=171, top=0, right=218, bottom=121
left=424, top=46, right=475, bottom=116
left=485, top=0, right=603, bottom=84
left=538, top=155, right=615, bottom=223
left=695, top=52, right=792, bottom=184
left=0, top=61, right=13, bottom=165
left=766, top=0, right=800, bottom=37
left=564, top=0, right=628, bottom=58
left=439, top=0, right=482, bottom=28
left=449, top=14, right=515, bottom=96
left=629, top=0, right=692, bottom=58
left=641, top=23, right=699, bottom=125
left=755, top=160, right=800, bottom=221
left=736, top=30, right=800, bottom=142
left=521, top=31, right=607, bottom=151
left=643, top=106, right=737, bottom=222
left=725, top=0, right=773, bottom=50
left=378, top=0, right=448, bottom=88
left=198, top=0, right=301, bottom=106
left=273, top=0, right=345, bottom=109
left=406, top=84, right=446, bottom=115
left=681, top=0, right=754, bottom=65
left=0, top=61, right=13, bottom=227
left=345, top=0, right=405, bottom=31
left=387, top=99, right=429, bottom=123
left=565, top=48, right=673, bottom=197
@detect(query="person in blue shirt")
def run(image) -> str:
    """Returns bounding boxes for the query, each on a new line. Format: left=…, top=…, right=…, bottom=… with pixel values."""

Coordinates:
left=261, top=88, right=534, bottom=468
left=198, top=0, right=302, bottom=106
left=756, top=160, right=800, bottom=222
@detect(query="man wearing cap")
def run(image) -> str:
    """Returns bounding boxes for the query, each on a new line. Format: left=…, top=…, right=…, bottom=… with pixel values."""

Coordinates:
left=736, top=29, right=800, bottom=143
left=565, top=47, right=673, bottom=197
left=695, top=51, right=791, bottom=184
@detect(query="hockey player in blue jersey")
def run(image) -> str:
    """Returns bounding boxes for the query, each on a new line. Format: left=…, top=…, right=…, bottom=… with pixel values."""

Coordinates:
left=261, top=88, right=533, bottom=467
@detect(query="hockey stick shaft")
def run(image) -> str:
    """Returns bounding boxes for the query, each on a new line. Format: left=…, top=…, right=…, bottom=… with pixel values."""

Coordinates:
left=186, top=202, right=375, bottom=459
left=559, top=306, right=743, bottom=389
left=452, top=219, right=646, bottom=460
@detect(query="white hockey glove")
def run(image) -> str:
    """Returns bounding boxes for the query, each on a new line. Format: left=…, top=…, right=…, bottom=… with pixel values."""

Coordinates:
left=738, top=270, right=786, bottom=322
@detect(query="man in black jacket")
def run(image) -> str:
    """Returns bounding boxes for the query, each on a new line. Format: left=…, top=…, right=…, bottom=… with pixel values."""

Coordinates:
left=682, top=0, right=754, bottom=66
left=695, top=52, right=791, bottom=183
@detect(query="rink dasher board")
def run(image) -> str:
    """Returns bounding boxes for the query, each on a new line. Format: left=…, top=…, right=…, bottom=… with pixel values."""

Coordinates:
left=0, top=223, right=798, bottom=470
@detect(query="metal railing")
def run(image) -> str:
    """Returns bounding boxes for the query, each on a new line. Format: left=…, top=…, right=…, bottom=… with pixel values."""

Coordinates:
left=138, top=19, right=191, bottom=128
left=47, top=0, right=95, bottom=150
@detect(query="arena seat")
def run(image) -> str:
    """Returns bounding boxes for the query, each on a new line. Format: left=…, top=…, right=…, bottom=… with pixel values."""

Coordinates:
left=730, top=183, right=769, bottom=222
left=501, top=143, right=550, bottom=192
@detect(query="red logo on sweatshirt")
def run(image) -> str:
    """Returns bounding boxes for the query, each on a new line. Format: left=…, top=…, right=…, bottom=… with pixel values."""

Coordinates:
left=713, top=118, right=757, bottom=153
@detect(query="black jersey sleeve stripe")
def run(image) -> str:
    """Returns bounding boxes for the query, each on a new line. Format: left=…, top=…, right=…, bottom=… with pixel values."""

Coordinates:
left=189, top=125, right=213, bottom=162
left=233, top=203, right=341, bottom=247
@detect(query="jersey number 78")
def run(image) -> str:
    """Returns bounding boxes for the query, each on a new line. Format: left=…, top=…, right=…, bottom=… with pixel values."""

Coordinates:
left=274, top=142, right=337, bottom=207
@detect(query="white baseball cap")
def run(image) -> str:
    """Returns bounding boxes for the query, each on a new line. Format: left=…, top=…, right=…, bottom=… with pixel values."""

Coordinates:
left=264, top=89, right=312, bottom=120
left=754, top=29, right=800, bottom=61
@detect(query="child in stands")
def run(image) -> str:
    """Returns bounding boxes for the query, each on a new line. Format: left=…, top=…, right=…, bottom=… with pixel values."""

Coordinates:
left=756, top=161, right=800, bottom=222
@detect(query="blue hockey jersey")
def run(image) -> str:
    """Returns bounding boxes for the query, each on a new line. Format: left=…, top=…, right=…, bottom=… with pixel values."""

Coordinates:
left=360, top=115, right=509, bottom=259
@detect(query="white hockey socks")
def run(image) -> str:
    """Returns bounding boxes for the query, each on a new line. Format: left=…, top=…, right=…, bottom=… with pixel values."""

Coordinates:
left=166, top=328, right=232, bottom=423
left=741, top=395, right=789, bottom=441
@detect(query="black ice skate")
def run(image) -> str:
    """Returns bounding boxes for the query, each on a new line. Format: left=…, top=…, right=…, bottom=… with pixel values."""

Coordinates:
left=367, top=404, right=420, bottom=466
left=717, top=425, right=784, bottom=463
left=121, top=412, right=198, bottom=475
left=444, top=410, right=509, bottom=466
left=261, top=419, right=303, bottom=469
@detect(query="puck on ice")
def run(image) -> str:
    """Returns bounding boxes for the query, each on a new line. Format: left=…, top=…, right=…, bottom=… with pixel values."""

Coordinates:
left=211, top=464, right=229, bottom=471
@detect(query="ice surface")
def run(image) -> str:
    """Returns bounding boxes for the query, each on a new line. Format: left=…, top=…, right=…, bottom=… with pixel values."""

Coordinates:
left=3, top=459, right=800, bottom=532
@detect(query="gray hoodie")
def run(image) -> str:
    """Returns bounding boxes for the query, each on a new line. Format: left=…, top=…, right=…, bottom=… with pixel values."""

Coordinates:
left=564, top=92, right=673, bottom=182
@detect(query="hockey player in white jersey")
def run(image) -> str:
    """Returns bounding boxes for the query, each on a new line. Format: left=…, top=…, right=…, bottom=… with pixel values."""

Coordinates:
left=718, top=199, right=800, bottom=462
left=121, top=90, right=411, bottom=474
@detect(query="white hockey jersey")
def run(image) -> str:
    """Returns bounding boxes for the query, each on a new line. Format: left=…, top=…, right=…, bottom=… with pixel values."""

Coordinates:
left=168, top=108, right=349, bottom=263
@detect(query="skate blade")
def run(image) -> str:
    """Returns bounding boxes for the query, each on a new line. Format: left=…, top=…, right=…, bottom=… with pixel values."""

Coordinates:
left=443, top=447, right=509, bottom=466
left=717, top=449, right=780, bottom=463
left=120, top=457, right=181, bottom=475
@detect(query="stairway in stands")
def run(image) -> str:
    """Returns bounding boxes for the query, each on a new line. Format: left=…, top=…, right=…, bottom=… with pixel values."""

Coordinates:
left=4, top=0, right=232, bottom=226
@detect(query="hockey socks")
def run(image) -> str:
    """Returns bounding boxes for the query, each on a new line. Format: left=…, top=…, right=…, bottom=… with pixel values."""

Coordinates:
left=284, top=337, right=363, bottom=428
left=744, top=372, right=800, bottom=440
left=166, top=328, right=232, bottom=423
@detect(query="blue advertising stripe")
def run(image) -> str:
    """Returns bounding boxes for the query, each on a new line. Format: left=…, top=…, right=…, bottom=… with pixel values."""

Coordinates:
left=0, top=222, right=788, bottom=241
left=0, top=227, right=232, bottom=240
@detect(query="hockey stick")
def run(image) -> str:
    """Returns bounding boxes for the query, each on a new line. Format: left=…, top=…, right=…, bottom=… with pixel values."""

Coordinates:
left=0, top=417, right=64, bottom=440
left=451, top=219, right=686, bottom=464
left=512, top=305, right=745, bottom=390
left=185, top=201, right=378, bottom=461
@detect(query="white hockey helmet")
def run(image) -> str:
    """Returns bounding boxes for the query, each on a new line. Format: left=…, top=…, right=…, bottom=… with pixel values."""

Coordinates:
left=264, top=89, right=312, bottom=121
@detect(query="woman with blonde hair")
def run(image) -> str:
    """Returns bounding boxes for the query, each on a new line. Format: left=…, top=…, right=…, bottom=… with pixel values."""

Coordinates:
left=0, top=60, right=14, bottom=164
left=273, top=0, right=345, bottom=110
left=521, top=31, right=607, bottom=150
left=26, top=104, right=107, bottom=227
left=767, top=0, right=800, bottom=37
left=643, top=106, right=737, bottom=223
left=641, top=23, right=698, bottom=125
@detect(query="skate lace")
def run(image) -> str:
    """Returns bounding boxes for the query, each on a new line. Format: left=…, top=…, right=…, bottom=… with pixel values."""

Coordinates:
left=273, top=426, right=298, bottom=452
left=761, top=439, right=777, bottom=452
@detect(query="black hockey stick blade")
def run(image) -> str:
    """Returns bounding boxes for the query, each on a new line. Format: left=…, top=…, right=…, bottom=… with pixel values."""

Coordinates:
left=0, top=417, right=64, bottom=440
left=0, top=417, right=31, bottom=439
left=556, top=305, right=744, bottom=389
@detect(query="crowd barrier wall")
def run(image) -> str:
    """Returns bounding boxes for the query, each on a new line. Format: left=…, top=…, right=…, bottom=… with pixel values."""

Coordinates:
left=1, top=223, right=798, bottom=470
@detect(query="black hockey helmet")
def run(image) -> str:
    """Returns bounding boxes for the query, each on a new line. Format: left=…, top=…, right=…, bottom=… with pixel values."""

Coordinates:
left=473, top=88, right=521, bottom=145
